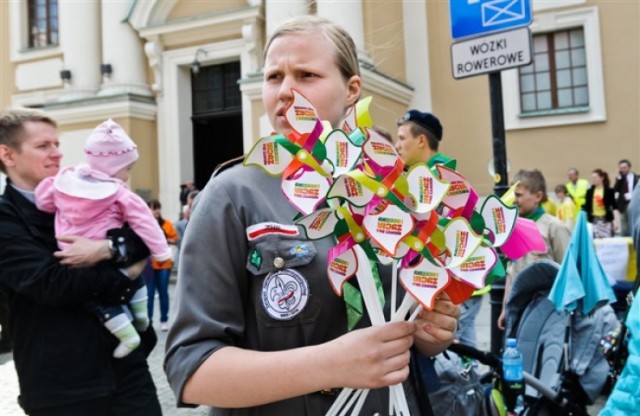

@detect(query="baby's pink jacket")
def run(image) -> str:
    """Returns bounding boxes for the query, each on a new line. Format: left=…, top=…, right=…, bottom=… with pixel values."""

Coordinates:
left=35, top=166, right=171, bottom=261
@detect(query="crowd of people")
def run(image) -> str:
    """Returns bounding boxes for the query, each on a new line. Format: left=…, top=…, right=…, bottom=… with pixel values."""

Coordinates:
left=0, top=14, right=637, bottom=416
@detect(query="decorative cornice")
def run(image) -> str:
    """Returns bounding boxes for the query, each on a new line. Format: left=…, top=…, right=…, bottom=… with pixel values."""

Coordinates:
left=41, top=94, right=157, bottom=125
left=361, top=67, right=414, bottom=104
left=135, top=6, right=261, bottom=39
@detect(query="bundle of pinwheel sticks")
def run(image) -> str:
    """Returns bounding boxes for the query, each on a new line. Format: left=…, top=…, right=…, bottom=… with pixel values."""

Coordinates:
left=244, top=90, right=545, bottom=416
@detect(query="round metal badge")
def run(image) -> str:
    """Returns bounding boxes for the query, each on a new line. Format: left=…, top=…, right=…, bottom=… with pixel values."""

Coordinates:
left=261, top=269, right=310, bottom=320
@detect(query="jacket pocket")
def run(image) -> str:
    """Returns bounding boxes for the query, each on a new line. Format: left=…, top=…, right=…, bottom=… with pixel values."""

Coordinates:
left=246, top=235, right=317, bottom=275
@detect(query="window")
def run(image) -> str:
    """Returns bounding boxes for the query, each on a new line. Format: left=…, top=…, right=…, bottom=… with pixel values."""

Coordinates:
left=28, top=0, right=58, bottom=48
left=192, top=62, right=241, bottom=115
left=501, top=6, right=606, bottom=130
left=519, top=29, right=588, bottom=113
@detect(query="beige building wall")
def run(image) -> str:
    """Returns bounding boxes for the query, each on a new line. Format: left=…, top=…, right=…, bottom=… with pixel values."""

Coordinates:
left=363, top=1, right=407, bottom=83
left=0, top=2, right=11, bottom=108
left=426, top=0, right=640, bottom=196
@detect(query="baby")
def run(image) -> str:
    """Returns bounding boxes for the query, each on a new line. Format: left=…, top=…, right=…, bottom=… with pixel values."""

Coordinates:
left=35, top=119, right=171, bottom=358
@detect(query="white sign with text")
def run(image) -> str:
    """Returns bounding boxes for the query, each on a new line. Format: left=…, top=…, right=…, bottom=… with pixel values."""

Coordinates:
left=451, top=26, right=532, bottom=79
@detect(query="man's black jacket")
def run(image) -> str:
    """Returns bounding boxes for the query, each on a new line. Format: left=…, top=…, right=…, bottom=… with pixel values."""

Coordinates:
left=0, top=185, right=150, bottom=412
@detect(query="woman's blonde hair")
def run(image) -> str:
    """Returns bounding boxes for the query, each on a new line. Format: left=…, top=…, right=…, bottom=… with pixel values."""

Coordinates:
left=264, top=15, right=361, bottom=82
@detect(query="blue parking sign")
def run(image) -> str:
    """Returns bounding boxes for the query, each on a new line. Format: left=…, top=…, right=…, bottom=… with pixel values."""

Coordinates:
left=450, top=0, right=532, bottom=39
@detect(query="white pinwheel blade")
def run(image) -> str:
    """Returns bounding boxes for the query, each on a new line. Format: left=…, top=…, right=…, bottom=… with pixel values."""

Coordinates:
left=285, top=90, right=320, bottom=135
left=281, top=170, right=330, bottom=215
left=437, top=165, right=475, bottom=211
left=324, top=129, right=362, bottom=177
left=399, top=257, right=450, bottom=310
left=449, top=245, right=498, bottom=289
left=327, top=249, right=358, bottom=296
left=327, top=174, right=374, bottom=206
left=244, top=136, right=292, bottom=175
left=442, top=217, right=483, bottom=269
left=296, top=208, right=340, bottom=240
left=362, top=203, right=415, bottom=257
left=406, top=164, right=450, bottom=213
left=362, top=129, right=400, bottom=170
left=480, top=195, right=518, bottom=247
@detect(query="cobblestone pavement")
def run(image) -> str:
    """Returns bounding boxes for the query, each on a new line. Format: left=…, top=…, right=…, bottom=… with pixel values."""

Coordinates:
left=0, top=283, right=607, bottom=415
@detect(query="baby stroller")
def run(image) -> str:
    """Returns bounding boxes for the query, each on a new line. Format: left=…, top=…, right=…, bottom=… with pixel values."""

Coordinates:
left=446, top=260, right=618, bottom=416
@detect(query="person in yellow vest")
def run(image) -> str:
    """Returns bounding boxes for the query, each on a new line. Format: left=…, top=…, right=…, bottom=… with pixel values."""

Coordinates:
left=566, top=167, right=589, bottom=215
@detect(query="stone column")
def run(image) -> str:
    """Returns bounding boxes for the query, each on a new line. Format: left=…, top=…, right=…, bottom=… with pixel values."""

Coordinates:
left=403, top=0, right=433, bottom=110
left=265, top=0, right=308, bottom=38
left=99, top=0, right=151, bottom=97
left=57, top=0, right=101, bottom=100
left=316, top=0, right=367, bottom=61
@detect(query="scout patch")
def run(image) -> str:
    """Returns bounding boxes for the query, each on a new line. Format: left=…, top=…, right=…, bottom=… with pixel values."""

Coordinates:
left=250, top=249, right=262, bottom=269
left=261, top=269, right=310, bottom=320
left=289, top=243, right=310, bottom=259
left=246, top=222, right=299, bottom=241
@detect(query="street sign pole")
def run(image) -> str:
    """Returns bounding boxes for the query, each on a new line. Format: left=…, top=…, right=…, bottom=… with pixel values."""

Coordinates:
left=489, top=71, right=508, bottom=356
left=449, top=0, right=533, bottom=356
left=489, top=72, right=508, bottom=197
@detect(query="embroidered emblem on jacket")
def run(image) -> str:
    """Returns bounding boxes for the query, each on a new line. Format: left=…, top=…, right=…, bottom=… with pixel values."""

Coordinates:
left=246, top=222, right=299, bottom=241
left=261, top=269, right=309, bottom=320
left=289, top=243, right=310, bottom=258
left=250, top=249, right=262, bottom=269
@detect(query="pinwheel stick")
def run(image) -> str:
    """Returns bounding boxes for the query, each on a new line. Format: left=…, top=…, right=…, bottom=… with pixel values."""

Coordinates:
left=391, top=259, right=398, bottom=316
left=326, top=246, right=411, bottom=416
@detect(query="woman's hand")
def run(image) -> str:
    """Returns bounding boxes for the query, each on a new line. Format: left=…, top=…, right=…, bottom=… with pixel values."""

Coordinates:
left=413, top=293, right=461, bottom=357
left=322, top=321, right=415, bottom=390
left=54, top=236, right=111, bottom=267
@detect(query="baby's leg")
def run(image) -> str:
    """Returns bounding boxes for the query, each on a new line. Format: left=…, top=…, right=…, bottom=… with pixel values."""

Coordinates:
left=129, top=278, right=149, bottom=331
left=103, top=307, right=141, bottom=358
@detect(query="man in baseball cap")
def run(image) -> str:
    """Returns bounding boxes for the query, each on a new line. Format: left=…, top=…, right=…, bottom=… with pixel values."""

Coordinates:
left=396, top=109, right=452, bottom=168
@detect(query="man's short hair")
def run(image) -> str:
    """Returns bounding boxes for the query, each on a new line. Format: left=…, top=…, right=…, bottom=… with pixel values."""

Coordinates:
left=0, top=108, right=57, bottom=173
left=512, top=169, right=547, bottom=196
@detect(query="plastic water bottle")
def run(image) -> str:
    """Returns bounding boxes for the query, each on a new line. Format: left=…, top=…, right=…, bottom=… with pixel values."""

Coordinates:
left=503, top=338, right=524, bottom=414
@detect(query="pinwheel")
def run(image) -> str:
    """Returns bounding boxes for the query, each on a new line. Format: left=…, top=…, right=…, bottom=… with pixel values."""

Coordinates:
left=244, top=91, right=364, bottom=214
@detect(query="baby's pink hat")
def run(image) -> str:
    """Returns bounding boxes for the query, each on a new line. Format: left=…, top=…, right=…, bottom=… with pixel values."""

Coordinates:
left=85, top=119, right=139, bottom=176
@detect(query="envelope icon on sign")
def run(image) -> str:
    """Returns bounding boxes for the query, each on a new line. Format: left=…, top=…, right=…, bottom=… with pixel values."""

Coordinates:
left=482, top=0, right=526, bottom=27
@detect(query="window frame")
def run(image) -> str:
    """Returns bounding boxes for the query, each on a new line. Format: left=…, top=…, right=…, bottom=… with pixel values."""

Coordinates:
left=519, top=28, right=589, bottom=113
left=27, top=0, right=59, bottom=49
left=501, top=6, right=606, bottom=130
left=9, top=0, right=62, bottom=63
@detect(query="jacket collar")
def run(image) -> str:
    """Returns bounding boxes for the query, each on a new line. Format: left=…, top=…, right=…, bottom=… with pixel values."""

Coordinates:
left=2, top=184, right=56, bottom=243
